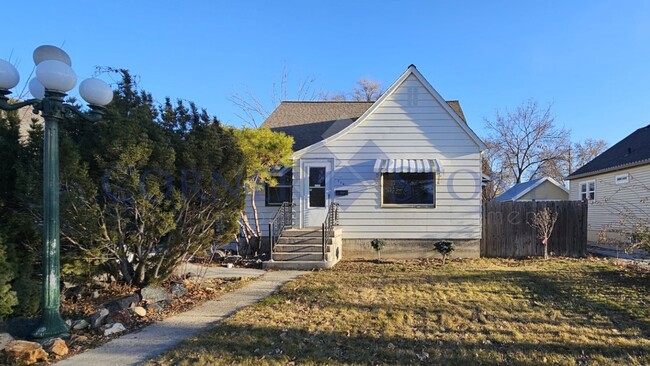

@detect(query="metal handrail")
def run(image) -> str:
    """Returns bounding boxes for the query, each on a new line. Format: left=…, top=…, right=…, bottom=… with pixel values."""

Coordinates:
left=321, top=202, right=340, bottom=261
left=268, top=202, right=292, bottom=261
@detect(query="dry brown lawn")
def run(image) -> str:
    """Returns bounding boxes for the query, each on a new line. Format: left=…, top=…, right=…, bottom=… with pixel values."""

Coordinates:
left=148, top=258, right=650, bottom=365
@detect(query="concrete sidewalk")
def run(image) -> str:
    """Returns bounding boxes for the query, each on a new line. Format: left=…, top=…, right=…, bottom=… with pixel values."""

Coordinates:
left=55, top=270, right=306, bottom=366
left=176, top=262, right=266, bottom=279
left=588, top=244, right=650, bottom=269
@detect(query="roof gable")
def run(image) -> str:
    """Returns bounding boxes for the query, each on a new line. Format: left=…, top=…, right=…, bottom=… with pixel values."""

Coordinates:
left=263, top=65, right=486, bottom=157
left=495, top=177, right=568, bottom=202
left=263, top=98, right=470, bottom=151
left=567, top=124, right=650, bottom=179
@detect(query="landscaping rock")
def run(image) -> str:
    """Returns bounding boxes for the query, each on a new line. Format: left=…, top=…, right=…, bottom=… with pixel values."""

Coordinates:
left=170, top=282, right=188, bottom=297
left=132, top=306, right=147, bottom=317
left=103, top=294, right=141, bottom=313
left=43, top=338, right=68, bottom=357
left=211, top=249, right=227, bottom=260
left=224, top=255, right=242, bottom=264
left=62, top=285, right=82, bottom=301
left=4, top=340, right=48, bottom=365
left=106, top=309, right=134, bottom=327
left=0, top=317, right=39, bottom=339
left=72, top=319, right=90, bottom=330
left=145, top=302, right=164, bottom=313
left=141, top=285, right=170, bottom=303
left=89, top=308, right=110, bottom=328
left=69, top=335, right=89, bottom=346
left=103, top=323, right=126, bottom=336
left=0, top=332, right=14, bottom=351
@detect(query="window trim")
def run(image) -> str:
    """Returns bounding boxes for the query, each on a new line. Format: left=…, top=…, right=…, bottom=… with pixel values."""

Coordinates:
left=380, top=172, right=436, bottom=208
left=579, top=180, right=595, bottom=201
left=265, top=170, right=292, bottom=207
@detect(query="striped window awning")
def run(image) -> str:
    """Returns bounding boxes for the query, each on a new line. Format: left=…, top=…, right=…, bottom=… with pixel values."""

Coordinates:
left=373, top=159, right=442, bottom=174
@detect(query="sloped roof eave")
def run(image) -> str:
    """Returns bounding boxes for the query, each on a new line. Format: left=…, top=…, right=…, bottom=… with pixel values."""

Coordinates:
left=567, top=158, right=650, bottom=180
left=293, top=65, right=487, bottom=158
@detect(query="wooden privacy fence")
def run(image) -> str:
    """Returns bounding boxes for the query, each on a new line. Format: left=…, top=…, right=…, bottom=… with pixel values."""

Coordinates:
left=481, top=200, right=588, bottom=258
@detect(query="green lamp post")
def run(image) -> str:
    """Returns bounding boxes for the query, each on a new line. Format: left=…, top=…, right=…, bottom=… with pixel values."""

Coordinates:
left=0, top=45, right=113, bottom=338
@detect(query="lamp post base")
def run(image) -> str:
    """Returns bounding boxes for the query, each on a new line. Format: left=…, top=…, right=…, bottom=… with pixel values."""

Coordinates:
left=30, top=308, right=70, bottom=339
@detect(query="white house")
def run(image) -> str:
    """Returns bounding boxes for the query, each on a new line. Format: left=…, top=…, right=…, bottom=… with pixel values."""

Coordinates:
left=247, top=65, right=487, bottom=267
left=567, top=124, right=650, bottom=242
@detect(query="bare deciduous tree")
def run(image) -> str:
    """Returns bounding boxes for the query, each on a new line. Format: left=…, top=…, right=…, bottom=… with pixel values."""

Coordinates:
left=529, top=207, right=559, bottom=260
left=482, top=145, right=509, bottom=201
left=570, top=138, right=608, bottom=174
left=484, top=99, right=570, bottom=186
left=537, top=138, right=608, bottom=180
left=596, top=179, right=650, bottom=254
left=352, top=78, right=382, bottom=101
left=230, top=65, right=322, bottom=127
left=323, top=78, right=383, bottom=102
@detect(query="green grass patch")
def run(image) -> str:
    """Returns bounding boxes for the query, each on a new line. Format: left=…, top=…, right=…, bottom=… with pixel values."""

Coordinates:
left=148, top=258, right=650, bottom=365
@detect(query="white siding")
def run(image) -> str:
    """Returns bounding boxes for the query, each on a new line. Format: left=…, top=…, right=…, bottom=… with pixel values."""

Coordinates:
left=243, top=163, right=298, bottom=237
left=298, top=74, right=482, bottom=240
left=569, top=164, right=650, bottom=241
left=243, top=189, right=277, bottom=238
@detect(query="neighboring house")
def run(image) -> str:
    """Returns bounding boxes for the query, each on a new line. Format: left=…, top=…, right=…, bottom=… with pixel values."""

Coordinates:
left=246, top=65, right=487, bottom=264
left=494, top=177, right=569, bottom=202
left=1, top=105, right=42, bottom=140
left=567, top=124, right=650, bottom=242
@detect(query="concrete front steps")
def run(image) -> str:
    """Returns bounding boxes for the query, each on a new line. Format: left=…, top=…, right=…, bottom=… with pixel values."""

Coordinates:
left=263, top=228, right=342, bottom=270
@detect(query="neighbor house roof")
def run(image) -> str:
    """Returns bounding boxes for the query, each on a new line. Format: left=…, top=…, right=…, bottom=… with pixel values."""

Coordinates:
left=494, top=177, right=568, bottom=202
left=567, top=124, right=650, bottom=180
left=262, top=99, right=468, bottom=151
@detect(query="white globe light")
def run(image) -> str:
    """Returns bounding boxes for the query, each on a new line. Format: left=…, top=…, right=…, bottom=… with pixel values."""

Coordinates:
left=79, top=78, right=113, bottom=106
left=0, top=59, right=20, bottom=90
left=33, top=45, right=72, bottom=66
left=36, top=60, right=77, bottom=92
left=28, top=78, right=45, bottom=99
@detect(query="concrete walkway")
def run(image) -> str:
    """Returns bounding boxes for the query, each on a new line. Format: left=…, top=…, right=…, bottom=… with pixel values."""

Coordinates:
left=176, top=262, right=266, bottom=279
left=55, top=270, right=306, bottom=366
left=588, top=243, right=650, bottom=269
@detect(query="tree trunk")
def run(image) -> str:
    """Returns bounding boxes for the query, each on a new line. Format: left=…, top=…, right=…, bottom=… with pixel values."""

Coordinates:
left=543, top=236, right=549, bottom=260
left=135, top=261, right=147, bottom=286
left=118, top=255, right=134, bottom=284
left=240, top=211, right=255, bottom=255
left=250, top=189, right=262, bottom=255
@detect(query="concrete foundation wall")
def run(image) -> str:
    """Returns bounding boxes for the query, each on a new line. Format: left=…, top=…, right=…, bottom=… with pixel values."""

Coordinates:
left=342, top=238, right=480, bottom=259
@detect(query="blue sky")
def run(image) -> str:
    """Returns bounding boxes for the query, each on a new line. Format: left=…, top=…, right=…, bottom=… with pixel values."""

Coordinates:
left=3, top=1, right=650, bottom=145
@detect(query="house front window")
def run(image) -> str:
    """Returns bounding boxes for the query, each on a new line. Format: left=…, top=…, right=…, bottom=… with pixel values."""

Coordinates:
left=381, top=172, right=435, bottom=207
left=266, top=170, right=292, bottom=206
left=580, top=180, right=595, bottom=200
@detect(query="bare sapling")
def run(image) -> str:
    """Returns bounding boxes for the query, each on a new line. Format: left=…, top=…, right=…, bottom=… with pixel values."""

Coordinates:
left=530, top=207, right=559, bottom=259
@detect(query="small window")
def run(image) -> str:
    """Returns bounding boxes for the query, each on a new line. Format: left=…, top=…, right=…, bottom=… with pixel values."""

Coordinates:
left=580, top=180, right=595, bottom=200
left=382, top=172, right=435, bottom=207
left=265, top=170, right=292, bottom=206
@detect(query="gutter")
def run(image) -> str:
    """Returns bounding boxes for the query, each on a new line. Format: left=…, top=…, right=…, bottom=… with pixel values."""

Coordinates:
left=567, top=158, right=650, bottom=180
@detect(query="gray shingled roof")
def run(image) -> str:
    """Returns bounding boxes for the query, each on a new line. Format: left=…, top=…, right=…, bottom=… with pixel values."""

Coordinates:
left=567, top=124, right=650, bottom=179
left=261, top=101, right=373, bottom=151
left=262, top=100, right=466, bottom=151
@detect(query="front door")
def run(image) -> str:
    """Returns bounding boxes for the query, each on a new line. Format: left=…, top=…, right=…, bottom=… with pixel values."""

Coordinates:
left=303, top=160, right=333, bottom=227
